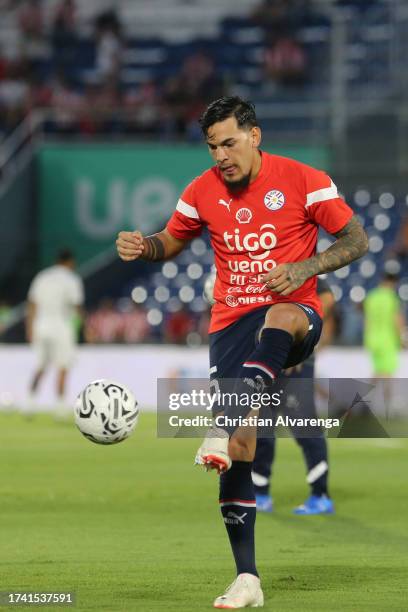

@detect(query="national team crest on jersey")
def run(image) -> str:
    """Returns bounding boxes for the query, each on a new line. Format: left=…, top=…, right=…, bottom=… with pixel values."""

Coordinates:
left=235, top=208, right=252, bottom=224
left=264, top=190, right=285, bottom=211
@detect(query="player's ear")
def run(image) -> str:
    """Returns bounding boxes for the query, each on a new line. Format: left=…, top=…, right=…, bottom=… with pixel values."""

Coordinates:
left=251, top=127, right=261, bottom=148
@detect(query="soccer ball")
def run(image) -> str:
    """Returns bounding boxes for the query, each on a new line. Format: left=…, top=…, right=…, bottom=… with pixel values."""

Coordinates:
left=74, top=379, right=139, bottom=445
left=203, top=271, right=216, bottom=305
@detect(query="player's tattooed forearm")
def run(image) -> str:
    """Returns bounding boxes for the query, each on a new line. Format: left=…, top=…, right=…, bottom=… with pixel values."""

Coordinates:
left=142, top=235, right=166, bottom=261
left=320, top=216, right=369, bottom=272
left=286, top=263, right=312, bottom=286
left=290, top=216, right=368, bottom=280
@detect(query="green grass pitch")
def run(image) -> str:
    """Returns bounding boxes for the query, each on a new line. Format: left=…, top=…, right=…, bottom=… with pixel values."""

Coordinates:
left=1, top=412, right=407, bottom=611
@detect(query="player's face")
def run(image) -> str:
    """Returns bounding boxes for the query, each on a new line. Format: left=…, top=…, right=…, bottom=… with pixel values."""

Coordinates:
left=206, top=117, right=261, bottom=191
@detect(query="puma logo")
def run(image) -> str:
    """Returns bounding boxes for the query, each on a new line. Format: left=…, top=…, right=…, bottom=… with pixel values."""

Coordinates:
left=224, top=511, right=248, bottom=525
left=218, top=198, right=233, bottom=212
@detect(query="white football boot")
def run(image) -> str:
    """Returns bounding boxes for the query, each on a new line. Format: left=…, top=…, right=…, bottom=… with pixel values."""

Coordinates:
left=213, top=573, right=264, bottom=608
left=195, top=426, right=231, bottom=474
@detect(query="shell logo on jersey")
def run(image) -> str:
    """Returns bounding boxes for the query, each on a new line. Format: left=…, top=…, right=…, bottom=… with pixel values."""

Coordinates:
left=235, top=208, right=252, bottom=224
left=264, top=190, right=285, bottom=211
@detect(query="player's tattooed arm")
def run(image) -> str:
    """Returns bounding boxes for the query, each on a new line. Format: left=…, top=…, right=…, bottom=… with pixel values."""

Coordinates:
left=116, top=228, right=187, bottom=262
left=263, top=215, right=368, bottom=295
left=314, top=215, right=369, bottom=272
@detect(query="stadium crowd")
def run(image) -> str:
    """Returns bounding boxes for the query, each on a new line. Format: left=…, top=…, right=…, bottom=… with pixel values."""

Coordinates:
left=82, top=298, right=209, bottom=345
left=0, top=0, right=341, bottom=139
left=0, top=0, right=397, bottom=140
left=0, top=1, right=228, bottom=138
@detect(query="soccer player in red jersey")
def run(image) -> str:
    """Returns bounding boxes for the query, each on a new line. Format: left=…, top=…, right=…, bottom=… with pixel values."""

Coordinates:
left=116, top=97, right=368, bottom=608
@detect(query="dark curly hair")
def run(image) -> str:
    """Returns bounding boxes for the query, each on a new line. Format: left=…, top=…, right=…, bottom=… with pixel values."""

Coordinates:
left=199, top=96, right=258, bottom=136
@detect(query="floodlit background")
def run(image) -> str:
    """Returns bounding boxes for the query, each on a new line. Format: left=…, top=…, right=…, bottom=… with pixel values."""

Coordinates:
left=1, top=3, right=408, bottom=612
left=1, top=0, right=407, bottom=407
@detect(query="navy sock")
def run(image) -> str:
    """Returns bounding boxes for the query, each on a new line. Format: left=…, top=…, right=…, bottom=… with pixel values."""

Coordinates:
left=296, top=436, right=329, bottom=496
left=219, top=461, right=258, bottom=577
left=222, top=329, right=294, bottom=437
left=252, top=436, right=276, bottom=496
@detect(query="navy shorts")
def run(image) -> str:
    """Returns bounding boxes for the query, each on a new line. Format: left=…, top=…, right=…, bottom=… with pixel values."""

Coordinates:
left=209, top=303, right=322, bottom=382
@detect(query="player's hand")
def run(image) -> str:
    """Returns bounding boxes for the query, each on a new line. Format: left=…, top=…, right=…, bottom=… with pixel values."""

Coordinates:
left=262, top=262, right=309, bottom=296
left=116, top=230, right=145, bottom=261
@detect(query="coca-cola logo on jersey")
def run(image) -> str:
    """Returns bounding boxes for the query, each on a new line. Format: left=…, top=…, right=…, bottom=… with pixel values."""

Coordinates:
left=223, top=224, right=277, bottom=260
left=226, top=285, right=266, bottom=295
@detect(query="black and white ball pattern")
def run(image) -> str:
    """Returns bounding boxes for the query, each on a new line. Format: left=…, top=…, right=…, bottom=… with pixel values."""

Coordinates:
left=74, top=379, right=139, bottom=444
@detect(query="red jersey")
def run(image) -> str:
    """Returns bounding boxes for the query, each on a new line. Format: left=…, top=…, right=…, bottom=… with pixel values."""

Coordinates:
left=166, top=152, right=353, bottom=333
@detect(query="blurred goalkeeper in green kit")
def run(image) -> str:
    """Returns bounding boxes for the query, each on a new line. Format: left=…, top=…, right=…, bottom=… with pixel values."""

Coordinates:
left=364, top=272, right=406, bottom=414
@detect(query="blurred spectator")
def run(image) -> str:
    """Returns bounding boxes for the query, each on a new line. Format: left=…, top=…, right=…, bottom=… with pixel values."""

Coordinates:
left=26, top=73, right=52, bottom=111
left=77, top=83, right=100, bottom=135
left=78, top=78, right=121, bottom=135
left=84, top=298, right=150, bottom=343
left=162, top=51, right=226, bottom=138
left=84, top=298, right=123, bottom=343
left=51, top=0, right=78, bottom=70
left=18, top=0, right=49, bottom=65
left=0, top=59, right=30, bottom=134
left=264, top=33, right=307, bottom=86
left=119, top=301, right=150, bottom=343
left=251, top=0, right=310, bottom=35
left=251, top=0, right=291, bottom=35
left=18, top=0, right=44, bottom=41
left=123, top=79, right=162, bottom=135
left=94, top=9, right=123, bottom=83
left=96, top=78, right=122, bottom=133
left=47, top=71, right=82, bottom=134
left=52, top=0, right=76, bottom=39
left=164, top=306, right=195, bottom=344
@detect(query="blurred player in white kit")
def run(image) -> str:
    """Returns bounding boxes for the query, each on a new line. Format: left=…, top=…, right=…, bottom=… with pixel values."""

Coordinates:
left=25, top=249, right=84, bottom=416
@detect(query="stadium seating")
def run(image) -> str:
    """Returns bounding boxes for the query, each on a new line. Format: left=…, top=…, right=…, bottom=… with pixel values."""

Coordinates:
left=0, top=1, right=397, bottom=117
